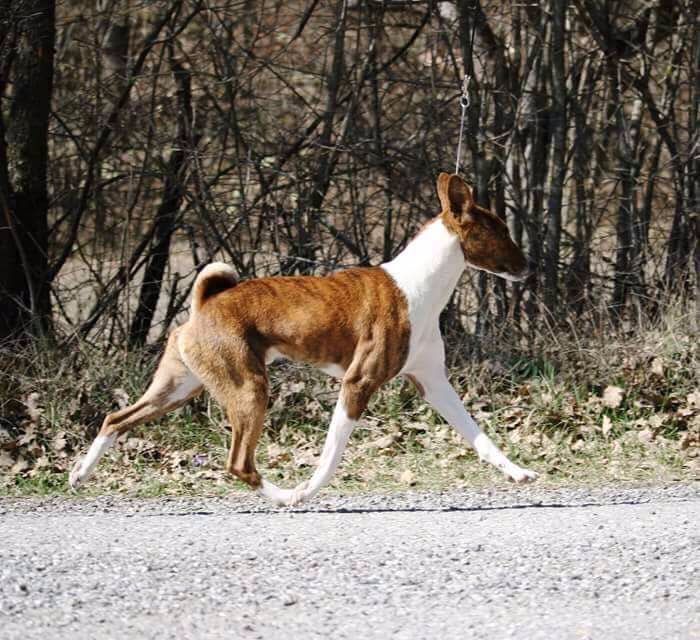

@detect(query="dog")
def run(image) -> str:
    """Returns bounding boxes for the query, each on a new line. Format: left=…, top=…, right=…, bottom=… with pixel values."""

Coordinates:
left=69, top=173, right=538, bottom=505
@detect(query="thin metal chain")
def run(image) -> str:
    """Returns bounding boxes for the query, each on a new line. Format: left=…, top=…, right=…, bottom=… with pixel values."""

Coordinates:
left=455, top=74, right=471, bottom=175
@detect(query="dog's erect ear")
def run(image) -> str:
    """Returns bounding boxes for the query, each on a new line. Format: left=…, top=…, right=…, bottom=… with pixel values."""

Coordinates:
left=437, top=173, right=452, bottom=212
left=437, top=173, right=474, bottom=219
left=447, top=174, right=474, bottom=219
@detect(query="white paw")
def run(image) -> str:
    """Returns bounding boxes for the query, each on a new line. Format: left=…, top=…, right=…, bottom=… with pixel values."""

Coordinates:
left=265, top=488, right=292, bottom=507
left=68, top=458, right=85, bottom=490
left=259, top=480, right=309, bottom=507
left=287, top=481, right=309, bottom=507
left=506, top=465, right=539, bottom=484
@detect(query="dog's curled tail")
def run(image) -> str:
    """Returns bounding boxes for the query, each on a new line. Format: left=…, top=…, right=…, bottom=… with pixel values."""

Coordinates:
left=191, top=262, right=237, bottom=314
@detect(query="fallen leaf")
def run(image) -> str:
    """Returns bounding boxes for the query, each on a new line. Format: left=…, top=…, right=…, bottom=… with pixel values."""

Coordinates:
left=638, top=428, right=654, bottom=444
left=192, top=453, right=209, bottom=467
left=602, top=386, right=624, bottom=409
left=438, top=456, right=452, bottom=468
left=571, top=438, right=585, bottom=451
left=687, top=390, right=700, bottom=410
left=367, top=434, right=398, bottom=450
left=24, top=393, right=41, bottom=424
left=113, top=388, right=130, bottom=409
left=294, top=450, right=318, bottom=468
left=399, top=469, right=416, bottom=486
left=169, top=452, right=188, bottom=467
left=651, top=358, right=664, bottom=377
left=17, top=426, right=36, bottom=446
left=679, top=431, right=699, bottom=451
left=602, top=415, right=612, bottom=436
left=266, top=442, right=287, bottom=463
left=11, top=457, right=29, bottom=475
left=125, top=438, right=148, bottom=451
left=403, top=422, right=428, bottom=433
left=52, top=432, right=67, bottom=452
left=0, top=451, right=14, bottom=469
left=648, top=414, right=665, bottom=431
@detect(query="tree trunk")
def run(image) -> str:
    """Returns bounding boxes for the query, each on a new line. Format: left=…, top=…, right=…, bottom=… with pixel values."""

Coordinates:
left=101, top=0, right=131, bottom=140
left=102, top=1, right=130, bottom=90
left=610, top=93, right=643, bottom=320
left=543, top=0, right=567, bottom=313
left=0, top=0, right=55, bottom=341
left=692, top=2, right=700, bottom=329
left=523, top=8, right=549, bottom=326
left=128, top=56, right=194, bottom=347
left=293, top=0, right=347, bottom=274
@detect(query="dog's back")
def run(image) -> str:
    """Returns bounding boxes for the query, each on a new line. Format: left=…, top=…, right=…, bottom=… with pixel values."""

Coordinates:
left=187, top=266, right=410, bottom=375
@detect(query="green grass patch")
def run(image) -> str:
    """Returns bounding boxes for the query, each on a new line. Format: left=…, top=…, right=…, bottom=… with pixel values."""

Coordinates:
left=1, top=307, right=698, bottom=498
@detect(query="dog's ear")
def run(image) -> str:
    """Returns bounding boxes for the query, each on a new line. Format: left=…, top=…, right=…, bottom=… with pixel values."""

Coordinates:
left=436, top=173, right=452, bottom=212
left=437, top=173, right=474, bottom=220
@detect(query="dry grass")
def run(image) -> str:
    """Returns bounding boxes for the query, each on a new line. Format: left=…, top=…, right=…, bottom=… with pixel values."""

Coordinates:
left=1, top=304, right=698, bottom=497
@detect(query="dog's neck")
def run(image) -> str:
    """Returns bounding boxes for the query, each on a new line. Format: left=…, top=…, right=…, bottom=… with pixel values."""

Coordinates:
left=381, top=217, right=465, bottom=323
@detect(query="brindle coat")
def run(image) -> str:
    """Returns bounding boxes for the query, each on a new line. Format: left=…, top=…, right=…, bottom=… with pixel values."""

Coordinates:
left=92, top=172, right=526, bottom=491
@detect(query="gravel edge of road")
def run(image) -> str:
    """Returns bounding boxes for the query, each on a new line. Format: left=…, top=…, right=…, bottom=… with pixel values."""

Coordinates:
left=1, top=481, right=697, bottom=516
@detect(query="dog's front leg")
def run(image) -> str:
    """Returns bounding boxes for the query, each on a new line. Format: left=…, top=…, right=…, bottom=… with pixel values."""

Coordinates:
left=294, top=399, right=357, bottom=504
left=412, top=369, right=538, bottom=483
left=259, top=363, right=378, bottom=507
left=258, top=397, right=357, bottom=507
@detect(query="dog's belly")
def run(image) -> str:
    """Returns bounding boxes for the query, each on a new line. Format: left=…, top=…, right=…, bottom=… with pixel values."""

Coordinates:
left=264, top=346, right=346, bottom=379
left=317, top=362, right=346, bottom=378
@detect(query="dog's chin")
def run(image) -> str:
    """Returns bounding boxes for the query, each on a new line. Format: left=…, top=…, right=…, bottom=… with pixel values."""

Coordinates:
left=465, top=259, right=531, bottom=282
left=498, top=267, right=531, bottom=282
left=478, top=267, right=531, bottom=282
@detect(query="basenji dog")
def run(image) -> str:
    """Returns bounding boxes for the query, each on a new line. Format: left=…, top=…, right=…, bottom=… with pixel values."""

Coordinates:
left=69, top=173, right=537, bottom=505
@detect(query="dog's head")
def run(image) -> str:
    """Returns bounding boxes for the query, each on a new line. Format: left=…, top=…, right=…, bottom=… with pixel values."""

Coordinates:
left=437, top=172, right=529, bottom=282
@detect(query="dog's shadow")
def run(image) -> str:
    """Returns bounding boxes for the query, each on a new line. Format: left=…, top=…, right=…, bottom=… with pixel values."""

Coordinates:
left=149, top=497, right=655, bottom=518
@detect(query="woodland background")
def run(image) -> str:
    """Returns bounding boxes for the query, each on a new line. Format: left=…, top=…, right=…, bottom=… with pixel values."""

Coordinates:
left=0, top=0, right=698, bottom=492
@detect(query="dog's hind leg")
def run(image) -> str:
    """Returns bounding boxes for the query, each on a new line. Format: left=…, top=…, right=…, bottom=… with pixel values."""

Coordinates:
left=183, top=338, right=269, bottom=491
left=69, top=328, right=203, bottom=489
left=222, top=373, right=268, bottom=490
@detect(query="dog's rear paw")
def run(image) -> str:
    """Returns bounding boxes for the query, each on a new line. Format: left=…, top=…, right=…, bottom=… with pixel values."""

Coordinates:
left=507, top=466, right=539, bottom=484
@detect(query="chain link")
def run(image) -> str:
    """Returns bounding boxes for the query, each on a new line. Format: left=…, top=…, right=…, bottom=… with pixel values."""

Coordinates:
left=455, top=74, right=471, bottom=175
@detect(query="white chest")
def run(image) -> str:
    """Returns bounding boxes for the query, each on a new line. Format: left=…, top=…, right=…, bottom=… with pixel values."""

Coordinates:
left=381, top=218, right=465, bottom=370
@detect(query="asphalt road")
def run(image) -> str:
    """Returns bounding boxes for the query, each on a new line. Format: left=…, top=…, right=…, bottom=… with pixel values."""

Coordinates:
left=1, top=484, right=698, bottom=640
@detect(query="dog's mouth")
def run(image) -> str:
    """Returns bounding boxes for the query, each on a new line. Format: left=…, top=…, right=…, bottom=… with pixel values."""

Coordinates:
left=468, top=264, right=531, bottom=282
left=499, top=266, right=531, bottom=282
